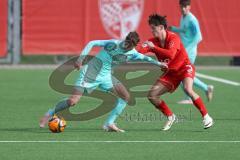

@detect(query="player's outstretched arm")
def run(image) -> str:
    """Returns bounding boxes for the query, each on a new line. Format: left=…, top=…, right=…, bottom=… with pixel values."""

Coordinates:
left=78, top=40, right=116, bottom=58
left=169, top=26, right=185, bottom=33
left=143, top=41, right=178, bottom=60
left=75, top=40, right=117, bottom=69
left=127, top=49, right=168, bottom=69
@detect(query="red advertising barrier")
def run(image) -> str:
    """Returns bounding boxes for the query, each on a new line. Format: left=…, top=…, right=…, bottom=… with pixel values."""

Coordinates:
left=0, top=0, right=8, bottom=57
left=22, top=0, right=240, bottom=56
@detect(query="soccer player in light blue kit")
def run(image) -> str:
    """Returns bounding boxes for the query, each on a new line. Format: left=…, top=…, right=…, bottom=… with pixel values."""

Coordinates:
left=39, top=32, right=167, bottom=132
left=170, top=0, right=214, bottom=104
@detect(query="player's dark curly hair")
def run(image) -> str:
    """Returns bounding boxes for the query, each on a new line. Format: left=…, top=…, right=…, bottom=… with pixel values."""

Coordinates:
left=179, top=0, right=191, bottom=6
left=125, top=31, right=140, bottom=47
left=148, top=14, right=168, bottom=29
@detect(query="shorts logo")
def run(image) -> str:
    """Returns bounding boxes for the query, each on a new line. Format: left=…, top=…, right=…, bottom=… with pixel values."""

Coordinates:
left=99, top=0, right=144, bottom=39
left=142, top=43, right=148, bottom=48
left=186, top=65, right=193, bottom=73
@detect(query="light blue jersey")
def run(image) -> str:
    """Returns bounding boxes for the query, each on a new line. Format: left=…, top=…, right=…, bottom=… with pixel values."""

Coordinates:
left=171, top=12, right=202, bottom=63
left=76, top=39, right=161, bottom=93
left=47, top=40, right=163, bottom=126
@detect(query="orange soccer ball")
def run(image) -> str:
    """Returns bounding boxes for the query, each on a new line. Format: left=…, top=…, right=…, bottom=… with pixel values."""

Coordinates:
left=48, top=115, right=67, bottom=133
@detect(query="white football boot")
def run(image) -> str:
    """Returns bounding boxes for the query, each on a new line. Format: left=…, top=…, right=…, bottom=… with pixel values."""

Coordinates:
left=203, top=114, right=214, bottom=129
left=162, top=114, right=177, bottom=131
left=206, top=85, right=214, bottom=102
left=103, top=124, right=125, bottom=133
left=39, top=113, right=51, bottom=128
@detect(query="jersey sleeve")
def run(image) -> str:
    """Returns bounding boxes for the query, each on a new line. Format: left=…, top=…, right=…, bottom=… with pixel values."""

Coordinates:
left=171, top=17, right=185, bottom=33
left=152, top=35, right=180, bottom=60
left=81, top=40, right=117, bottom=56
left=171, top=26, right=185, bottom=33
left=78, top=39, right=118, bottom=61
left=126, top=49, right=162, bottom=66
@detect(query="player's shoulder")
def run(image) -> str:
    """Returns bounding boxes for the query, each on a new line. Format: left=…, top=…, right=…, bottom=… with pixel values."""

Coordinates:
left=167, top=31, right=181, bottom=48
left=188, top=13, right=199, bottom=22
left=89, top=39, right=120, bottom=45
left=102, top=39, right=121, bottom=47
left=106, top=39, right=120, bottom=43
left=167, top=31, right=180, bottom=41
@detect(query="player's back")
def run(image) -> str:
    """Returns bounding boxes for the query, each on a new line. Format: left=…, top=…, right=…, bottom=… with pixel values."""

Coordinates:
left=96, top=40, right=128, bottom=69
left=79, top=40, right=125, bottom=81
left=81, top=39, right=131, bottom=79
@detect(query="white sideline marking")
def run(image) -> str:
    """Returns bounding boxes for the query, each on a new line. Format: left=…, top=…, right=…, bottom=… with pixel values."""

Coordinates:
left=196, top=72, right=240, bottom=86
left=1, top=140, right=240, bottom=143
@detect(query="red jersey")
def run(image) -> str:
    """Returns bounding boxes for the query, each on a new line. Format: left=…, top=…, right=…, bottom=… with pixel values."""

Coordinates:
left=136, top=31, right=190, bottom=71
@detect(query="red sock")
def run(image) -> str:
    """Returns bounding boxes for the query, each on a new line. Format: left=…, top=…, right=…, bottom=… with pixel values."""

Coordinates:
left=156, top=101, right=173, bottom=116
left=193, top=97, right=208, bottom=117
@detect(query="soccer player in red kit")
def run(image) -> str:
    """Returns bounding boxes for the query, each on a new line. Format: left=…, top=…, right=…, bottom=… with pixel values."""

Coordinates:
left=136, top=14, right=213, bottom=131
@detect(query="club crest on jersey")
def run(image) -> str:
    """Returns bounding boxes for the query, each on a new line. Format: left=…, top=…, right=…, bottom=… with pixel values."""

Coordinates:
left=169, top=41, right=174, bottom=48
left=99, top=0, right=144, bottom=39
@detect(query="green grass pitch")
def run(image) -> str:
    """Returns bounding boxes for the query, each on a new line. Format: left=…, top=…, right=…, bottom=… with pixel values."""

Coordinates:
left=0, top=67, right=240, bottom=159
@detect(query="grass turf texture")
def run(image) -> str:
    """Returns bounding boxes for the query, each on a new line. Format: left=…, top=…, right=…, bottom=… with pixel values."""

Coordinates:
left=0, top=67, right=240, bottom=159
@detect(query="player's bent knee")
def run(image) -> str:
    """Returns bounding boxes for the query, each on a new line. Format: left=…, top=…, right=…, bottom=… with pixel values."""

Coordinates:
left=123, top=94, right=130, bottom=102
left=67, top=99, right=74, bottom=106
left=68, top=98, right=79, bottom=106
left=147, top=93, right=158, bottom=102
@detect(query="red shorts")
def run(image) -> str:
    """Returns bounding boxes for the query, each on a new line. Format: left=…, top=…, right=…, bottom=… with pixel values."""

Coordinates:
left=158, top=64, right=195, bottom=92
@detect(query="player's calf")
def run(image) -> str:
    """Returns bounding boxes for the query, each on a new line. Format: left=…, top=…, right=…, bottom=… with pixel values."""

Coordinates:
left=39, top=97, right=77, bottom=128
left=68, top=95, right=81, bottom=106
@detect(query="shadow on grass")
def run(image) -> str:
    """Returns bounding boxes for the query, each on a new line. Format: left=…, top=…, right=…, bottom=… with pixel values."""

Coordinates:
left=214, top=118, right=240, bottom=121
left=0, top=128, right=50, bottom=134
left=0, top=127, right=104, bottom=133
left=0, top=125, right=214, bottom=134
left=127, top=128, right=205, bottom=133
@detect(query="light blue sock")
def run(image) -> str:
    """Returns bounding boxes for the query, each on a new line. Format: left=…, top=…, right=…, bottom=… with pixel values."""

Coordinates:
left=193, top=77, right=208, bottom=92
left=47, top=99, right=69, bottom=116
left=104, top=98, right=127, bottom=125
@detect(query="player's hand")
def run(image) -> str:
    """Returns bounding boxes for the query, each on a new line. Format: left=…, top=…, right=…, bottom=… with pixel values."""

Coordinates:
left=74, top=61, right=82, bottom=70
left=159, top=62, right=168, bottom=72
left=144, top=41, right=155, bottom=49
